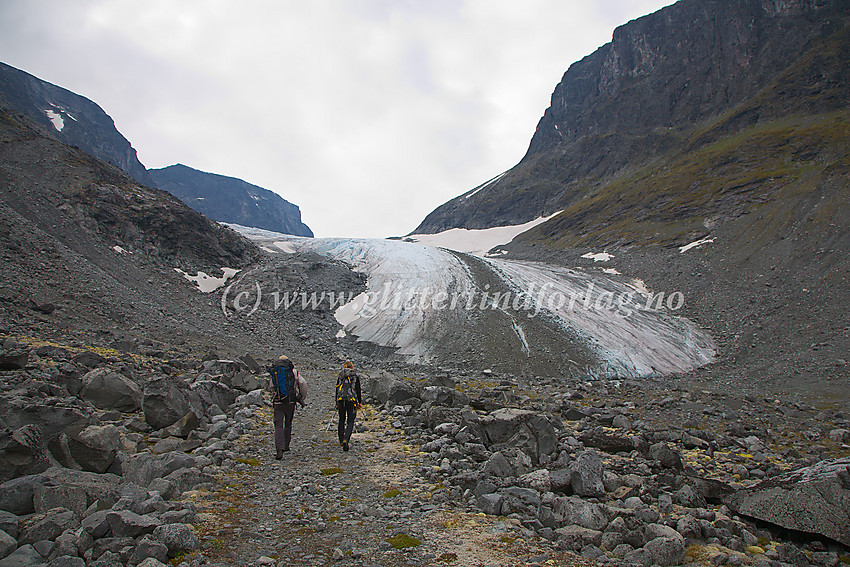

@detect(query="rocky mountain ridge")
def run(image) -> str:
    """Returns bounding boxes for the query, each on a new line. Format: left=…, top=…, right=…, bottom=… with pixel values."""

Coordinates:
left=414, top=0, right=849, bottom=236
left=149, top=164, right=313, bottom=238
left=0, top=62, right=154, bottom=188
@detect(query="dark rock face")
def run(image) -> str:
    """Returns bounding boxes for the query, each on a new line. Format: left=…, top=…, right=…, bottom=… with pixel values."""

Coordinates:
left=413, top=0, right=849, bottom=234
left=149, top=164, right=313, bottom=237
left=726, top=456, right=850, bottom=545
left=0, top=61, right=154, bottom=187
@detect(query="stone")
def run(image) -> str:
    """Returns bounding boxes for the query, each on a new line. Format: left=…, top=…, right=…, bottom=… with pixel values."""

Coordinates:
left=81, top=510, right=111, bottom=539
left=649, top=442, right=683, bottom=470
left=122, top=451, right=197, bottom=488
left=62, top=425, right=121, bottom=473
left=477, top=493, right=503, bottom=516
left=519, top=469, right=551, bottom=493
left=164, top=412, right=200, bottom=439
left=0, top=425, right=48, bottom=481
left=151, top=523, right=200, bottom=557
left=0, top=544, right=46, bottom=567
left=79, top=368, right=140, bottom=412
left=0, top=513, right=18, bottom=541
left=106, top=510, right=161, bottom=538
left=552, top=496, right=608, bottom=530
left=18, top=507, right=79, bottom=545
left=33, top=484, right=87, bottom=518
left=190, top=380, right=237, bottom=413
left=476, top=408, right=557, bottom=464
left=136, top=559, right=169, bottom=567
left=142, top=376, right=195, bottom=430
left=129, top=536, right=169, bottom=565
left=726, top=456, right=850, bottom=545
left=550, top=468, right=572, bottom=493
left=555, top=525, right=603, bottom=551
left=0, top=347, right=29, bottom=370
left=47, top=557, right=85, bottom=567
left=0, top=529, right=15, bottom=560
left=571, top=450, right=605, bottom=498
left=580, top=427, right=634, bottom=453
left=481, top=452, right=514, bottom=479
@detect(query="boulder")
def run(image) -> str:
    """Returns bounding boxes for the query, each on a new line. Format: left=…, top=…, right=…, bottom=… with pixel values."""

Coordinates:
left=142, top=376, right=199, bottom=430
left=571, top=450, right=605, bottom=498
left=0, top=474, right=46, bottom=515
left=476, top=408, right=556, bottom=464
left=367, top=372, right=419, bottom=405
left=122, top=452, right=198, bottom=489
left=555, top=525, right=603, bottom=551
left=725, top=456, right=850, bottom=545
left=106, top=510, right=162, bottom=538
left=0, top=425, right=48, bottom=482
left=164, top=412, right=200, bottom=439
left=420, top=386, right=469, bottom=408
left=552, top=496, right=608, bottom=530
left=580, top=427, right=634, bottom=453
left=649, top=442, right=683, bottom=470
left=79, top=368, right=140, bottom=412
left=63, top=425, right=121, bottom=473
left=0, top=544, right=45, bottom=567
left=0, top=529, right=15, bottom=561
left=33, top=484, right=87, bottom=517
left=190, top=380, right=237, bottom=412
left=0, top=347, right=29, bottom=370
left=644, top=534, right=686, bottom=566
left=151, top=523, right=199, bottom=558
left=519, top=469, right=551, bottom=493
left=18, top=507, right=79, bottom=545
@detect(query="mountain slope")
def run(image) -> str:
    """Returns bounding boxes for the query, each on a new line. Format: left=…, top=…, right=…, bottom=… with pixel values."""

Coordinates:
left=413, top=0, right=849, bottom=236
left=0, top=61, right=154, bottom=187
left=149, top=164, right=313, bottom=237
left=0, top=101, right=260, bottom=351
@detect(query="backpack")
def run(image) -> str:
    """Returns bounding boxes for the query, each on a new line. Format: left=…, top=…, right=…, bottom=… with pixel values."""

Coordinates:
left=336, top=368, right=358, bottom=405
left=270, top=360, right=297, bottom=403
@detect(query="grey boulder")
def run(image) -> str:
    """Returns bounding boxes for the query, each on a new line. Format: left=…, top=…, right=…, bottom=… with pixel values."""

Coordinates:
left=725, top=456, right=850, bottom=545
left=79, top=368, right=140, bottom=412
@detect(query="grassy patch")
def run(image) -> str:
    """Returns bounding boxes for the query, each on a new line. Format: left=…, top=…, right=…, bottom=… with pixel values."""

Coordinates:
left=386, top=533, right=422, bottom=549
left=236, top=458, right=260, bottom=466
left=320, top=467, right=343, bottom=476
left=383, top=488, right=402, bottom=498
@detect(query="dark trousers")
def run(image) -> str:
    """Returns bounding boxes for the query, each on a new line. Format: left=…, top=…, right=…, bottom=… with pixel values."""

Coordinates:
left=338, top=402, right=357, bottom=444
left=273, top=401, right=296, bottom=451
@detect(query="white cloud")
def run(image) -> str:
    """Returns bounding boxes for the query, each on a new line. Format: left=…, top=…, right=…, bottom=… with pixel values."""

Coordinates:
left=0, top=0, right=674, bottom=238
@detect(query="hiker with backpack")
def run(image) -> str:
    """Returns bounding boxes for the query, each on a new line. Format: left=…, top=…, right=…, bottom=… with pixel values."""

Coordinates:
left=268, top=355, right=308, bottom=459
left=335, top=361, right=362, bottom=452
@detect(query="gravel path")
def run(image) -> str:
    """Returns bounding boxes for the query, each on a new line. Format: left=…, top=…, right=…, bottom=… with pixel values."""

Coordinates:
left=189, top=363, right=589, bottom=567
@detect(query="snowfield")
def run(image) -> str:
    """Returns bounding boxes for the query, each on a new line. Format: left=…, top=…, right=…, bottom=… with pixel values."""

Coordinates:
left=234, top=227, right=716, bottom=378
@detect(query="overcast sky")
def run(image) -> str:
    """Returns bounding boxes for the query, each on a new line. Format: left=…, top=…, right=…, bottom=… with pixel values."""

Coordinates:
left=0, top=0, right=674, bottom=238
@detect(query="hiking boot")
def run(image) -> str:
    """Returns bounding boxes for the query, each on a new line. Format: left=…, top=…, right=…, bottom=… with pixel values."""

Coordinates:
left=342, top=441, right=349, bottom=452
left=275, top=450, right=283, bottom=460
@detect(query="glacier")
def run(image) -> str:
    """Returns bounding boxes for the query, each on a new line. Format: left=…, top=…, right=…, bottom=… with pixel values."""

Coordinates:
left=233, top=230, right=716, bottom=378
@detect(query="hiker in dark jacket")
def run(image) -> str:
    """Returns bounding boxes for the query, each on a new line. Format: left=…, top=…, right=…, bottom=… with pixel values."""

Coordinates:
left=335, top=361, right=361, bottom=452
left=269, top=355, right=308, bottom=459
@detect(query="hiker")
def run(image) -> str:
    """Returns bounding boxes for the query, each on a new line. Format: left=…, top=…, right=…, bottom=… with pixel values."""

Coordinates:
left=268, top=355, right=308, bottom=459
left=335, top=360, right=361, bottom=451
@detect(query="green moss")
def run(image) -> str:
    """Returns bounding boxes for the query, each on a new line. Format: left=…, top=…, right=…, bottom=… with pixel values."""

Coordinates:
left=383, top=488, right=402, bottom=498
left=386, top=533, right=422, bottom=549
left=236, top=458, right=260, bottom=466
left=320, top=467, right=343, bottom=476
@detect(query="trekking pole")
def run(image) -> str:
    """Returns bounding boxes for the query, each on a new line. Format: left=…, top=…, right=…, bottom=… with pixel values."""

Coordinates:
left=325, top=412, right=335, bottom=432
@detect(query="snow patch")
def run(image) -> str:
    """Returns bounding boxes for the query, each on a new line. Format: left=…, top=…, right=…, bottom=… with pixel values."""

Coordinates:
left=602, top=267, right=620, bottom=275
left=273, top=241, right=298, bottom=254
left=45, top=109, right=64, bottom=131
left=464, top=171, right=508, bottom=200
left=174, top=267, right=239, bottom=293
left=112, top=245, right=129, bottom=255
left=581, top=252, right=614, bottom=262
left=407, top=211, right=561, bottom=257
left=680, top=237, right=715, bottom=253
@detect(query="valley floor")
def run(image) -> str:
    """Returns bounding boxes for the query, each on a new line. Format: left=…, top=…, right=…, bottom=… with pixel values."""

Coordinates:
left=189, top=365, right=587, bottom=567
